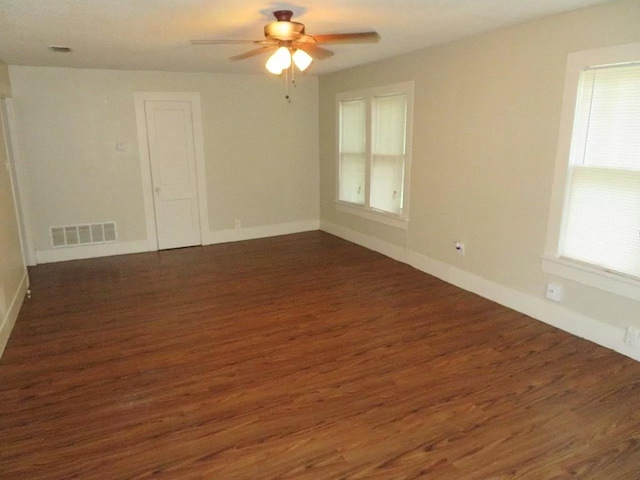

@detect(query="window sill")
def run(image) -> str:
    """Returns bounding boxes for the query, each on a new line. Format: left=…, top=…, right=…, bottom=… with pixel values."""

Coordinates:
left=541, top=255, right=640, bottom=302
left=335, top=202, right=408, bottom=230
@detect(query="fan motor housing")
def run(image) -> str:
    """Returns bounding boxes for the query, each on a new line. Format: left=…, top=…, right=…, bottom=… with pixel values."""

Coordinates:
left=264, top=21, right=305, bottom=41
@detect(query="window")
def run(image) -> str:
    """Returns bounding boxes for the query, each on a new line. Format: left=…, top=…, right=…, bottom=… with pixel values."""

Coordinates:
left=543, top=43, right=640, bottom=301
left=336, top=82, right=413, bottom=227
left=561, top=64, right=640, bottom=276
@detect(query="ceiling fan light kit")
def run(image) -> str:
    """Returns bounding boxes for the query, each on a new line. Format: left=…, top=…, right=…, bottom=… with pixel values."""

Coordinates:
left=266, top=46, right=292, bottom=74
left=266, top=46, right=313, bottom=75
left=292, top=49, right=313, bottom=71
left=191, top=10, right=379, bottom=96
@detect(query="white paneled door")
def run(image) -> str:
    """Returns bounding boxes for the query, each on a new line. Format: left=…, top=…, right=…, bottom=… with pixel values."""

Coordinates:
left=143, top=100, right=201, bottom=250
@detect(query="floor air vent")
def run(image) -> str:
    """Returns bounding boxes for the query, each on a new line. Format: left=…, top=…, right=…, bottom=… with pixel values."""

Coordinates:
left=51, top=222, right=117, bottom=248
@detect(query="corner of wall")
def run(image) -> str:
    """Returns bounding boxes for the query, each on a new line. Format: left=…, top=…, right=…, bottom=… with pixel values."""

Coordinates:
left=320, top=221, right=640, bottom=363
left=0, top=272, right=28, bottom=358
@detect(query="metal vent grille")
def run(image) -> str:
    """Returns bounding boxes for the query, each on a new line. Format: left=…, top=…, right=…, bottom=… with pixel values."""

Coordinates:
left=50, top=222, right=117, bottom=248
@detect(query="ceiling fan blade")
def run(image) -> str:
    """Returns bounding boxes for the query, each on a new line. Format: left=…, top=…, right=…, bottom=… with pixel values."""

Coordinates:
left=229, top=45, right=277, bottom=61
left=190, top=39, right=272, bottom=45
left=297, top=44, right=334, bottom=60
left=294, top=34, right=318, bottom=44
left=311, top=32, right=380, bottom=44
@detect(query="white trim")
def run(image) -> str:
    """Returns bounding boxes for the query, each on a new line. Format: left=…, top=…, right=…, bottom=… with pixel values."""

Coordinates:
left=321, top=221, right=409, bottom=263
left=133, top=92, right=210, bottom=251
left=36, top=240, right=149, bottom=264
left=36, top=222, right=320, bottom=262
left=189, top=95, right=210, bottom=247
left=335, top=81, right=414, bottom=224
left=0, top=272, right=28, bottom=358
left=542, top=255, right=640, bottom=302
left=205, top=220, right=320, bottom=245
left=544, top=42, right=640, bottom=299
left=134, top=94, right=158, bottom=251
left=321, top=221, right=640, bottom=363
left=0, top=98, right=36, bottom=266
left=335, top=202, right=408, bottom=230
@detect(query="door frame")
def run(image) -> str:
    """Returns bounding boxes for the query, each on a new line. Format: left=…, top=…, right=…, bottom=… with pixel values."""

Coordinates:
left=134, top=92, right=209, bottom=251
left=0, top=97, right=37, bottom=266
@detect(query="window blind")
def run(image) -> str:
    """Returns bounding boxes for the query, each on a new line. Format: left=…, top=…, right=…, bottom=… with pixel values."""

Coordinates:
left=370, top=94, right=407, bottom=215
left=338, top=99, right=366, bottom=205
left=560, top=63, right=640, bottom=278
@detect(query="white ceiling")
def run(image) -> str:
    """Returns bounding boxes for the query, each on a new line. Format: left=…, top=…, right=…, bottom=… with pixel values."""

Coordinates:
left=0, top=0, right=612, bottom=76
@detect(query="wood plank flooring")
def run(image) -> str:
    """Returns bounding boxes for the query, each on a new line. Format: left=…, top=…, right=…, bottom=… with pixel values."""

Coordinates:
left=1, top=231, right=639, bottom=479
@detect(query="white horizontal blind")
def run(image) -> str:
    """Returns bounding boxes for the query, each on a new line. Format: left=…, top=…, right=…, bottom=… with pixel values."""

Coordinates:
left=338, top=99, right=367, bottom=205
left=561, top=63, right=640, bottom=278
left=370, top=94, right=407, bottom=215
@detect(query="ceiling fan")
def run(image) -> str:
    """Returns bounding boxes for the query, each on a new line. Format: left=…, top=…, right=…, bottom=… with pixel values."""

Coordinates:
left=191, top=10, right=380, bottom=74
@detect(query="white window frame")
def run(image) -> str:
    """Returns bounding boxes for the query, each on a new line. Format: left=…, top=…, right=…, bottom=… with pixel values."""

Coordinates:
left=542, top=42, right=640, bottom=302
left=335, top=82, right=414, bottom=230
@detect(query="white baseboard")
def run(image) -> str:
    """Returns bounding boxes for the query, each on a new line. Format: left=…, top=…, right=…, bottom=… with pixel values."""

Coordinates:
left=0, top=271, right=28, bottom=358
left=36, top=240, right=150, bottom=264
left=320, top=221, right=409, bottom=263
left=35, top=220, right=322, bottom=264
left=320, top=220, right=639, bottom=363
left=205, top=220, right=320, bottom=245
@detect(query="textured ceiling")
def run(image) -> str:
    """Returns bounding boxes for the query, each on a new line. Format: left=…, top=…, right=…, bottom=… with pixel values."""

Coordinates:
left=0, top=0, right=613, bottom=75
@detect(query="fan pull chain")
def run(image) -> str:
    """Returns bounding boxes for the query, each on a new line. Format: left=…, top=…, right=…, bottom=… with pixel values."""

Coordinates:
left=291, top=61, right=296, bottom=88
left=283, top=52, right=299, bottom=103
left=285, top=67, right=291, bottom=102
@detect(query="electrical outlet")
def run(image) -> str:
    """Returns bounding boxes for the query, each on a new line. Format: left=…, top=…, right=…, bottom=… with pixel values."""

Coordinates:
left=546, top=283, right=563, bottom=302
left=235, top=219, right=241, bottom=229
left=454, top=241, right=465, bottom=256
left=625, top=326, right=640, bottom=350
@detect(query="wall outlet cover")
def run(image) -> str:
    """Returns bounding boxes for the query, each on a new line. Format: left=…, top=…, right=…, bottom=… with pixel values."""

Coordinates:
left=625, top=326, right=640, bottom=349
left=546, top=283, right=563, bottom=302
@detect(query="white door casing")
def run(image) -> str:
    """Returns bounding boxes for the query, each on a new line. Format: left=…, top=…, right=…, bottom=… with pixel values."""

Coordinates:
left=134, top=92, right=209, bottom=251
left=0, top=98, right=36, bottom=266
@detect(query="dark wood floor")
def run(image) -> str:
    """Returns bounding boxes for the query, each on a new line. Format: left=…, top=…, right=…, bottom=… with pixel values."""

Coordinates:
left=1, top=231, right=639, bottom=479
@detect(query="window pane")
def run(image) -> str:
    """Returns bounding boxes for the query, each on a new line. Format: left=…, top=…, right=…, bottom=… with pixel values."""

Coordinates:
left=371, top=94, right=407, bottom=214
left=561, top=166, right=640, bottom=278
left=373, top=94, right=407, bottom=155
left=339, top=99, right=366, bottom=204
left=339, top=153, right=366, bottom=204
left=571, top=64, right=640, bottom=170
left=340, top=100, right=366, bottom=154
left=370, top=154, right=404, bottom=214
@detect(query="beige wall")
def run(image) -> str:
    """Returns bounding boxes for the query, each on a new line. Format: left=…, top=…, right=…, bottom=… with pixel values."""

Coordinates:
left=0, top=62, right=10, bottom=96
left=319, top=0, right=640, bottom=330
left=0, top=59, right=27, bottom=349
left=8, top=67, right=319, bottom=251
